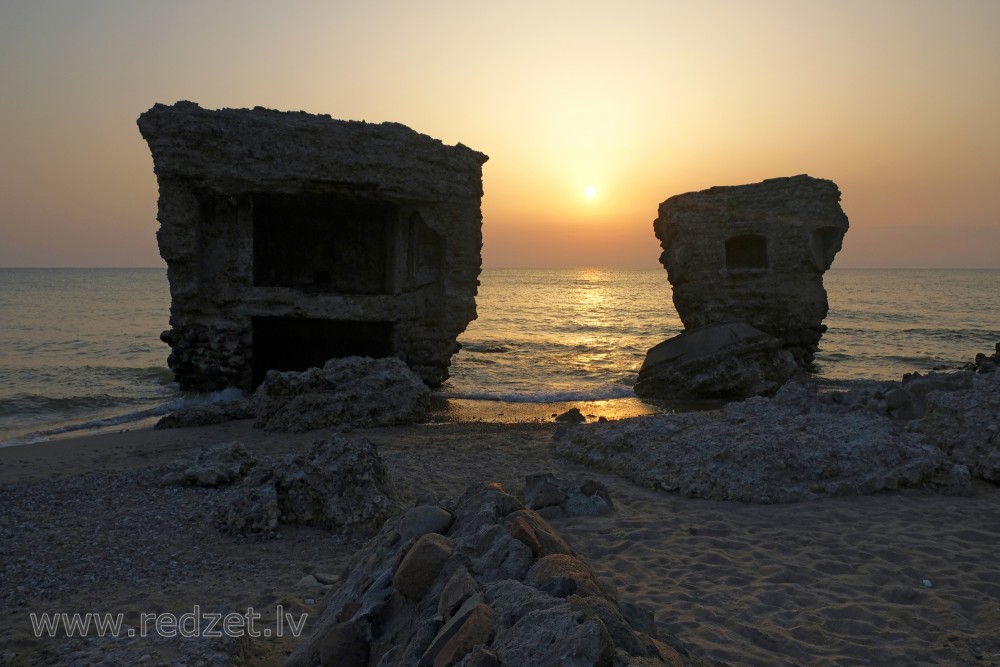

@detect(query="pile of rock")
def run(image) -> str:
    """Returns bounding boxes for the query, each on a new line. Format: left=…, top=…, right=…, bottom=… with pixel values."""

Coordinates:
left=224, top=435, right=397, bottom=536
left=156, top=356, right=431, bottom=432
left=159, top=436, right=397, bottom=537
left=910, top=368, right=1000, bottom=482
left=287, top=482, right=690, bottom=667
left=562, top=351, right=1000, bottom=502
left=254, top=356, right=431, bottom=432
left=524, top=472, right=613, bottom=518
left=555, top=389, right=971, bottom=503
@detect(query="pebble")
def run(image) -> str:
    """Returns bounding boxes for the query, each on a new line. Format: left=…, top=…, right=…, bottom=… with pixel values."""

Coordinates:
left=922, top=579, right=933, bottom=588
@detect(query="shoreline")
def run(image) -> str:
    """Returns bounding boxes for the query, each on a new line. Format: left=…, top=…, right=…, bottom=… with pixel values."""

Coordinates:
left=3, top=414, right=1000, bottom=665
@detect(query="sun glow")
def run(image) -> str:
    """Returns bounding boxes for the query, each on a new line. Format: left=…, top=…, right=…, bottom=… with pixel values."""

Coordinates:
left=584, top=185, right=597, bottom=198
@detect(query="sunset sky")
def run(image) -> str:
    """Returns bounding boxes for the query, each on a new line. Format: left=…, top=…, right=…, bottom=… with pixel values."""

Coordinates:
left=1, top=0, right=997, bottom=268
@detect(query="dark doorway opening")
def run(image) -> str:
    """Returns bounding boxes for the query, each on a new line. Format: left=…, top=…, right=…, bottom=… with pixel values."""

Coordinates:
left=251, top=317, right=394, bottom=388
left=252, top=194, right=396, bottom=294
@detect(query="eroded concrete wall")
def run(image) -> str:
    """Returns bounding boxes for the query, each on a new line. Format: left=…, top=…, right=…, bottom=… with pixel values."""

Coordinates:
left=654, top=175, right=849, bottom=365
left=138, top=101, right=487, bottom=390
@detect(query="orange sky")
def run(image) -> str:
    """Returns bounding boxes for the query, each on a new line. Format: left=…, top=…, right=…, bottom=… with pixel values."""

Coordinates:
left=1, top=1, right=998, bottom=268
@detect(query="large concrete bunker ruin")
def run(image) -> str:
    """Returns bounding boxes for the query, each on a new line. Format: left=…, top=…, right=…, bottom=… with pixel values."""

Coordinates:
left=138, top=102, right=488, bottom=391
left=654, top=175, right=850, bottom=365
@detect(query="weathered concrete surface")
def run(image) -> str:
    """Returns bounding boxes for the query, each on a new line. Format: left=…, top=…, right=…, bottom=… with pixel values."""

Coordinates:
left=654, top=175, right=849, bottom=366
left=138, top=101, right=488, bottom=391
left=635, top=322, right=797, bottom=399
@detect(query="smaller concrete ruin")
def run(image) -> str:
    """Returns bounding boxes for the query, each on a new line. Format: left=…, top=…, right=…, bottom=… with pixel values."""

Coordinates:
left=654, top=175, right=849, bottom=366
left=138, top=102, right=488, bottom=391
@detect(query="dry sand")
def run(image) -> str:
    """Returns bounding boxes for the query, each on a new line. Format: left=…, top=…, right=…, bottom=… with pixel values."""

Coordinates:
left=2, top=417, right=999, bottom=666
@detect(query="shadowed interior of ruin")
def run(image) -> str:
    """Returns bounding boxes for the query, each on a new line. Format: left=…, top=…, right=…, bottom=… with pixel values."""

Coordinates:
left=251, top=317, right=394, bottom=388
left=252, top=194, right=396, bottom=294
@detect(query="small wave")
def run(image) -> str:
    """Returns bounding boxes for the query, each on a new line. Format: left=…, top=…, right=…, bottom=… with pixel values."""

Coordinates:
left=0, top=387, right=247, bottom=448
left=0, top=393, right=141, bottom=417
left=443, top=383, right=637, bottom=403
left=461, top=343, right=513, bottom=354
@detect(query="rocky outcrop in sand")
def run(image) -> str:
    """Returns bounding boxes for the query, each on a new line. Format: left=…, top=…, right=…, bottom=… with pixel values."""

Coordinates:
left=634, top=322, right=797, bottom=399
left=224, top=435, right=396, bottom=536
left=138, top=101, right=487, bottom=391
left=286, top=482, right=691, bottom=667
left=253, top=356, right=430, bottom=432
left=654, top=175, right=849, bottom=367
left=555, top=391, right=970, bottom=503
left=910, top=369, right=1000, bottom=482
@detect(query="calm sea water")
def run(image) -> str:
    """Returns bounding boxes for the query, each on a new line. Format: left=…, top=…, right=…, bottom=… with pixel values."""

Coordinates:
left=1, top=267, right=997, bottom=444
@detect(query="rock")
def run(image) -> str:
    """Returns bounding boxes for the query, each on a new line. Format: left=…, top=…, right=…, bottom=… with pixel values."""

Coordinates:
left=439, top=568, right=480, bottom=621
left=419, top=596, right=495, bottom=667
left=162, top=441, right=255, bottom=487
left=912, top=369, right=1000, bottom=481
left=253, top=356, right=431, bottom=432
left=138, top=101, right=487, bottom=391
left=654, top=175, right=849, bottom=365
left=554, top=397, right=971, bottom=503
left=504, top=509, right=574, bottom=558
left=525, top=554, right=605, bottom=599
left=393, top=533, right=455, bottom=601
left=635, top=322, right=797, bottom=400
left=318, top=621, right=369, bottom=667
left=492, top=604, right=614, bottom=667
left=555, top=407, right=586, bottom=423
left=224, top=434, right=396, bottom=535
left=399, top=505, right=455, bottom=542
left=285, top=482, right=691, bottom=667
left=524, top=472, right=613, bottom=517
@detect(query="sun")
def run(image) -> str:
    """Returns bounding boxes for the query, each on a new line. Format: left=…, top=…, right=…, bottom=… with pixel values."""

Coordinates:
left=584, top=185, right=597, bottom=198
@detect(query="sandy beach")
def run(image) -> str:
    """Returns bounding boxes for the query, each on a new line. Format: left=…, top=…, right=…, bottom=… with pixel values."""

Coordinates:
left=2, top=415, right=999, bottom=667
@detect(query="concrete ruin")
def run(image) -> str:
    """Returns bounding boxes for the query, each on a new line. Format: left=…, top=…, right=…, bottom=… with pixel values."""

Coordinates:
left=138, top=101, right=488, bottom=391
left=654, top=175, right=849, bottom=366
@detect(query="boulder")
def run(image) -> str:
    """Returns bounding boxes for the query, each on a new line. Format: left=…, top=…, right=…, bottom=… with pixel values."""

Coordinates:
left=253, top=356, right=430, bottom=432
left=224, top=434, right=396, bottom=535
left=635, top=322, right=797, bottom=400
left=394, top=533, right=455, bottom=601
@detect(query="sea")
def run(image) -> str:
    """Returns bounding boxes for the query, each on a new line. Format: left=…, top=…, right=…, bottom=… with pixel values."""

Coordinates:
left=1, top=267, right=997, bottom=445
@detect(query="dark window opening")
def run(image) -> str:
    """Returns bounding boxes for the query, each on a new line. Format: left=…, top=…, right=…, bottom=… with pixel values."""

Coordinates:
left=251, top=317, right=394, bottom=388
left=725, top=234, right=768, bottom=270
left=253, top=194, right=396, bottom=294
